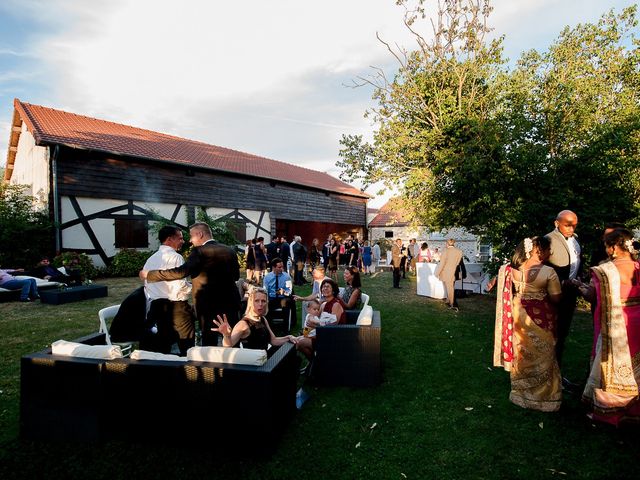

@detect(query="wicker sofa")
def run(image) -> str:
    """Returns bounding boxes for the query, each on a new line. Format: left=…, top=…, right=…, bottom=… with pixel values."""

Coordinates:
left=313, top=310, right=381, bottom=387
left=21, top=333, right=298, bottom=444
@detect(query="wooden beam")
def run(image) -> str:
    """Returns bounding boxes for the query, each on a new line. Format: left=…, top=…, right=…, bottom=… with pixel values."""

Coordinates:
left=9, top=146, right=17, bottom=152
left=12, top=126, right=21, bottom=133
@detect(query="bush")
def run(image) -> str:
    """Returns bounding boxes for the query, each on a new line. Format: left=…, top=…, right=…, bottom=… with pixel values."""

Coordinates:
left=53, top=252, right=97, bottom=280
left=108, top=249, right=154, bottom=277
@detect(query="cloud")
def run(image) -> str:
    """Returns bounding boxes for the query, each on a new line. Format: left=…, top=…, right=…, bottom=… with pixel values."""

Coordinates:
left=2, top=0, right=632, bottom=209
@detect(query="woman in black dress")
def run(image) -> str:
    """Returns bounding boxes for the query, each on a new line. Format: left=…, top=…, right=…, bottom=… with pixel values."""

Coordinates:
left=213, top=287, right=296, bottom=350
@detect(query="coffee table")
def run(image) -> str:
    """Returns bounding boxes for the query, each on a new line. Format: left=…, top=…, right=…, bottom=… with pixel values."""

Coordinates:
left=39, top=284, right=108, bottom=305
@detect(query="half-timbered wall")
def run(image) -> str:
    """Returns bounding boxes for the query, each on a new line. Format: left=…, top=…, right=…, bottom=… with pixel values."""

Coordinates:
left=53, top=147, right=365, bottom=267
left=56, top=147, right=366, bottom=226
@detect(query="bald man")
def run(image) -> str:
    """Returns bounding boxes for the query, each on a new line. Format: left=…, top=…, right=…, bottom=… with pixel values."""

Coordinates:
left=545, top=210, right=582, bottom=377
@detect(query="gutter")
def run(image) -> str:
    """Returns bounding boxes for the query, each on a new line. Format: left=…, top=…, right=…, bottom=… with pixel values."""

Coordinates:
left=51, top=145, right=61, bottom=252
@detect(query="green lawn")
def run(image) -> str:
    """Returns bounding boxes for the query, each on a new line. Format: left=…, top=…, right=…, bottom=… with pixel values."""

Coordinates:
left=1, top=273, right=638, bottom=479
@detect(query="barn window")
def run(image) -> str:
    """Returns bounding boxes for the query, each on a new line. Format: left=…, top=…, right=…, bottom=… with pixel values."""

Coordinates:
left=115, top=219, right=149, bottom=248
left=227, top=220, right=247, bottom=243
left=384, top=231, right=394, bottom=238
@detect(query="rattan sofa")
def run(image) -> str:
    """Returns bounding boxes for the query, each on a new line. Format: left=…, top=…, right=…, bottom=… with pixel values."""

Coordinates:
left=21, top=333, right=298, bottom=445
left=313, top=310, right=381, bottom=387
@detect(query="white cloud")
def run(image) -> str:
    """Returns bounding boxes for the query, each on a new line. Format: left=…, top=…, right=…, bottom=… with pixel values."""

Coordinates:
left=2, top=0, right=633, bottom=209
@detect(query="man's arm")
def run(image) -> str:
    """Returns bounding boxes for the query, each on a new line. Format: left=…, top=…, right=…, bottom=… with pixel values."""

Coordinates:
left=143, top=249, right=198, bottom=282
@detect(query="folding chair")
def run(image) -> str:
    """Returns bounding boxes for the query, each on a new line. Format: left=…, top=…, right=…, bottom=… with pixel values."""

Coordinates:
left=98, top=304, right=135, bottom=357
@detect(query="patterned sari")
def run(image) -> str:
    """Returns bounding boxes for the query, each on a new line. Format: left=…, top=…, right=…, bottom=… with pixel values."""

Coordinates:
left=582, top=261, right=640, bottom=425
left=494, top=264, right=562, bottom=412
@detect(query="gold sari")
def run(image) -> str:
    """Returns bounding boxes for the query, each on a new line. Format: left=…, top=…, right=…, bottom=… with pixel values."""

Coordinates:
left=495, top=264, right=562, bottom=412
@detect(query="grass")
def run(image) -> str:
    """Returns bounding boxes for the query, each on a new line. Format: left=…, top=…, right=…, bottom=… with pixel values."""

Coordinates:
left=1, top=273, right=639, bottom=479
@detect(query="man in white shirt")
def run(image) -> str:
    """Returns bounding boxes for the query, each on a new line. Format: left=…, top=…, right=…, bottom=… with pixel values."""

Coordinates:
left=143, top=225, right=196, bottom=355
left=546, top=210, right=582, bottom=376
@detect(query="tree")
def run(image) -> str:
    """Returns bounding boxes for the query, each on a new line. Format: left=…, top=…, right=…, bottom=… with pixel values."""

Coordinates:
left=339, top=0, right=640, bottom=260
left=0, top=183, right=53, bottom=268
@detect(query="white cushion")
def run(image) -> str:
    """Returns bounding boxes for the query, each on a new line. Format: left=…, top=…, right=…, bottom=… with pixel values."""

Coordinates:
left=51, top=340, right=123, bottom=359
left=130, top=350, right=187, bottom=362
left=356, top=306, right=374, bottom=326
left=13, top=275, right=61, bottom=288
left=187, top=346, right=267, bottom=366
left=318, top=312, right=337, bottom=325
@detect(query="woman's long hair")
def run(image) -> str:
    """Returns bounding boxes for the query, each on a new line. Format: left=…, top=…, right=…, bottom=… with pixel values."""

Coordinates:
left=510, top=236, right=551, bottom=269
left=346, top=265, right=362, bottom=288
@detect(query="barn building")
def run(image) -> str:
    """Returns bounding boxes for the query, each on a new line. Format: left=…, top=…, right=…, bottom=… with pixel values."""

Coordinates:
left=4, top=99, right=369, bottom=267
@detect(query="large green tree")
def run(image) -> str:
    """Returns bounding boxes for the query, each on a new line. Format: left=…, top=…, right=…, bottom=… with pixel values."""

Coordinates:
left=339, top=0, right=640, bottom=261
left=0, top=183, right=53, bottom=268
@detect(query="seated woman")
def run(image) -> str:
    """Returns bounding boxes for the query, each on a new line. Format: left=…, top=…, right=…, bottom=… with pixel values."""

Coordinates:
left=576, top=228, right=640, bottom=426
left=212, top=286, right=296, bottom=350
left=339, top=266, right=362, bottom=311
left=296, top=279, right=345, bottom=369
left=0, top=268, right=39, bottom=302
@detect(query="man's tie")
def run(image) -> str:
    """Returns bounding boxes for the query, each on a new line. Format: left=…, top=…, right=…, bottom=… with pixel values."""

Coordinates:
left=275, top=274, right=279, bottom=295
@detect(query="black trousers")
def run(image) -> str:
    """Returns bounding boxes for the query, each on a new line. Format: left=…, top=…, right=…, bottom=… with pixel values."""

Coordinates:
left=555, top=287, right=578, bottom=368
left=393, top=266, right=401, bottom=288
left=144, top=299, right=196, bottom=355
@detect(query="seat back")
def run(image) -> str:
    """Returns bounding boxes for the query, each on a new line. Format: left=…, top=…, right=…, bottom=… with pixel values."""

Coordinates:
left=98, top=304, right=121, bottom=346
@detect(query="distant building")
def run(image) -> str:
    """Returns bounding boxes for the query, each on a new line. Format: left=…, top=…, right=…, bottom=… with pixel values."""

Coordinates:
left=4, top=99, right=369, bottom=266
left=368, top=199, right=491, bottom=262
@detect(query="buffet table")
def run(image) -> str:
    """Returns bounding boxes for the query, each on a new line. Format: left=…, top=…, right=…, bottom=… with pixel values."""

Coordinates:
left=416, top=262, right=446, bottom=299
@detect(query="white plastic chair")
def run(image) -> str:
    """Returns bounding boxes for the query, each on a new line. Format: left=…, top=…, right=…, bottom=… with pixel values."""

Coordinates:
left=98, top=304, right=134, bottom=357
left=360, top=293, right=370, bottom=308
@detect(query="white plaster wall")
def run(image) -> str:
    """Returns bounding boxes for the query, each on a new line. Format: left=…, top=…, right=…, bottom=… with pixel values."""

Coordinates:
left=59, top=197, right=270, bottom=268
left=9, top=124, right=50, bottom=208
left=143, top=202, right=189, bottom=226
left=370, top=225, right=481, bottom=262
left=205, top=207, right=271, bottom=242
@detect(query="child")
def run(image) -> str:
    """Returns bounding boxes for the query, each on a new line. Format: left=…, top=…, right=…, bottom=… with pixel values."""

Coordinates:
left=295, top=299, right=336, bottom=367
left=302, top=299, right=322, bottom=338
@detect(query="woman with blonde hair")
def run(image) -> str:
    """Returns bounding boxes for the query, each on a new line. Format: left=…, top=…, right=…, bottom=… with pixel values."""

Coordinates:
left=213, top=287, right=296, bottom=350
left=494, top=236, right=563, bottom=412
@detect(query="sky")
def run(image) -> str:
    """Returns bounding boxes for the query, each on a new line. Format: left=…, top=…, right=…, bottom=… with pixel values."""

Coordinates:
left=0, top=0, right=635, bottom=208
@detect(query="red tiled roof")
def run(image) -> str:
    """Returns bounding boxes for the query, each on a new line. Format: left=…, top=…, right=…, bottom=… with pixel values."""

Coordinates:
left=368, top=199, right=410, bottom=227
left=12, top=99, right=368, bottom=198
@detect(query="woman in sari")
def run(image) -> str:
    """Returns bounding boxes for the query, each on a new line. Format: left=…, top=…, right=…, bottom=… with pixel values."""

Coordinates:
left=494, top=236, right=563, bottom=412
left=576, top=228, right=640, bottom=426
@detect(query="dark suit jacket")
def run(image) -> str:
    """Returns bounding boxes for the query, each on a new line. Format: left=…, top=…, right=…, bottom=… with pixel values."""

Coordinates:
left=146, top=240, right=240, bottom=323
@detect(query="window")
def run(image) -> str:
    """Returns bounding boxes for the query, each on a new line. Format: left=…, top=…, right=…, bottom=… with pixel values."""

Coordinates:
left=478, top=244, right=492, bottom=262
left=115, top=219, right=149, bottom=248
left=227, top=221, right=247, bottom=244
left=384, top=231, right=394, bottom=238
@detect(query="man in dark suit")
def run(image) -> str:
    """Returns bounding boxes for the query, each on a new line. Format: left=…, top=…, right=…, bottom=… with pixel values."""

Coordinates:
left=545, top=210, right=582, bottom=377
left=140, top=222, right=240, bottom=347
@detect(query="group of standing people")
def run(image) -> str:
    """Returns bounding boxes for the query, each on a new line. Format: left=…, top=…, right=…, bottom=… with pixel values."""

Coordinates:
left=494, top=210, right=640, bottom=426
